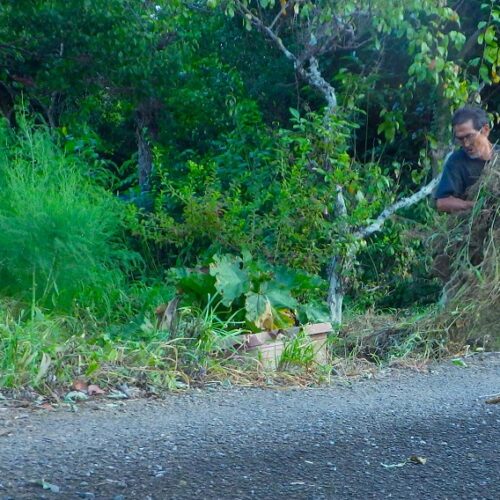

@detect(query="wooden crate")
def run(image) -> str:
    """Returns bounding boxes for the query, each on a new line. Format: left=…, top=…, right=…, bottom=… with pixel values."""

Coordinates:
left=241, top=323, right=332, bottom=369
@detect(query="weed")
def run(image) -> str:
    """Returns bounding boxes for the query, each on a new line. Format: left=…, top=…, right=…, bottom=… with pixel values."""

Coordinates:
left=0, top=117, right=138, bottom=314
left=279, top=329, right=315, bottom=372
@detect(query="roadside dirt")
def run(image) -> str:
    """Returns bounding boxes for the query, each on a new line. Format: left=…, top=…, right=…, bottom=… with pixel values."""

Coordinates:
left=1, top=354, right=499, bottom=499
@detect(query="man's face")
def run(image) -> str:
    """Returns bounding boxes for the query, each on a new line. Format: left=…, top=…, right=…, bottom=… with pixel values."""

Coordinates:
left=453, top=119, right=491, bottom=160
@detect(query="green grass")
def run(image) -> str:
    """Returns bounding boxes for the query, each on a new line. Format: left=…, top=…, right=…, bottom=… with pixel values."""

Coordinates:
left=0, top=118, right=138, bottom=314
left=0, top=294, right=249, bottom=391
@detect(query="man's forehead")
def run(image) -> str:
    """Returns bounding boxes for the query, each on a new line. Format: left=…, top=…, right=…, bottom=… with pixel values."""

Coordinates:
left=454, top=120, right=476, bottom=134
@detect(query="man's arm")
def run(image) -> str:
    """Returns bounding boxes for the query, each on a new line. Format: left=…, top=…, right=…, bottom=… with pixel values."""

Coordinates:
left=436, top=196, right=474, bottom=213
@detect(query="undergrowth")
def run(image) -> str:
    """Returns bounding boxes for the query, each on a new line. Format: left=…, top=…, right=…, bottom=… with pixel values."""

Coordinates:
left=0, top=118, right=138, bottom=313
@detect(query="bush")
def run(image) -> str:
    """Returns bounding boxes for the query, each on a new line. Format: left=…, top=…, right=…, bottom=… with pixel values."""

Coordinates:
left=0, top=119, right=139, bottom=313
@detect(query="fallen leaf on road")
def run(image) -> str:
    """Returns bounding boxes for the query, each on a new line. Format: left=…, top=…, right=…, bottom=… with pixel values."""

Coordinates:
left=72, top=379, right=88, bottom=392
left=107, top=390, right=128, bottom=400
left=64, top=391, right=89, bottom=403
left=408, top=455, right=427, bottom=465
left=88, top=384, right=105, bottom=396
left=40, top=480, right=60, bottom=493
left=451, top=358, right=467, bottom=368
left=485, top=395, right=500, bottom=404
left=116, top=383, right=131, bottom=397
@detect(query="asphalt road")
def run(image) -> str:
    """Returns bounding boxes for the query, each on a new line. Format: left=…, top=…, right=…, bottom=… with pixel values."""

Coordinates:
left=1, top=355, right=499, bottom=499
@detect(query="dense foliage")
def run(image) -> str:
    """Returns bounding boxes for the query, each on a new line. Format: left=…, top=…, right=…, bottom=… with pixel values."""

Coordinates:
left=0, top=1, right=498, bottom=387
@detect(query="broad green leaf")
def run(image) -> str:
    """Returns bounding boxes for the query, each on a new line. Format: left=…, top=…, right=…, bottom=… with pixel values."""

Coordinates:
left=210, top=254, right=250, bottom=306
left=262, top=282, right=298, bottom=309
left=299, top=302, right=330, bottom=323
left=245, top=291, right=271, bottom=328
left=289, top=107, right=300, bottom=119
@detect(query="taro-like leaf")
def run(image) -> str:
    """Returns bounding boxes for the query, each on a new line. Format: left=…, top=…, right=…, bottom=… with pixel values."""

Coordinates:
left=245, top=291, right=272, bottom=330
left=263, top=282, right=297, bottom=309
left=210, top=254, right=250, bottom=307
left=176, top=269, right=216, bottom=301
left=299, top=302, right=330, bottom=323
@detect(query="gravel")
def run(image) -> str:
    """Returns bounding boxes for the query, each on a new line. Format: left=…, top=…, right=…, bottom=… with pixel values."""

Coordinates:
left=0, top=354, right=499, bottom=499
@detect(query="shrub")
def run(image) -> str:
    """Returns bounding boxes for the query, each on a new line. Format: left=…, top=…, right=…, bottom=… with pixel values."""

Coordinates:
left=0, top=118, right=139, bottom=313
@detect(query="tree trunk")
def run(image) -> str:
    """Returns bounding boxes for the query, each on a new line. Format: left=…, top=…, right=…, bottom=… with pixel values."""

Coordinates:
left=135, top=101, right=156, bottom=193
left=135, top=122, right=153, bottom=193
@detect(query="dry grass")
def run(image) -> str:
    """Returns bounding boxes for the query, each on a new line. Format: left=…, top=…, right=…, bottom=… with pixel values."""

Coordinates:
left=420, top=155, right=500, bottom=350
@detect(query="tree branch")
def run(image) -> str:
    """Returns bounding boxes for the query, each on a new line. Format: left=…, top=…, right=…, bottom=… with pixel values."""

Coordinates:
left=234, top=1, right=338, bottom=110
left=353, top=176, right=441, bottom=240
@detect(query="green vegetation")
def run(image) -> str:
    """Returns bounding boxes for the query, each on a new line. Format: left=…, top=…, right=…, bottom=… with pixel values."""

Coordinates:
left=0, top=118, right=138, bottom=312
left=0, top=0, right=498, bottom=391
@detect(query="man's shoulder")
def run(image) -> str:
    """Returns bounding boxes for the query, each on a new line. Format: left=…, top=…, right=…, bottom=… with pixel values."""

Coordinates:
left=445, top=149, right=468, bottom=166
left=444, top=149, right=484, bottom=175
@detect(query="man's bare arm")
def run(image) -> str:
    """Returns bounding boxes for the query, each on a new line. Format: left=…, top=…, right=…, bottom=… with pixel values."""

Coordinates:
left=436, top=196, right=474, bottom=213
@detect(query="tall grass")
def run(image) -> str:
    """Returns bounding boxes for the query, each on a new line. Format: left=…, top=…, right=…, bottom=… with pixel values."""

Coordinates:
left=0, top=118, right=138, bottom=313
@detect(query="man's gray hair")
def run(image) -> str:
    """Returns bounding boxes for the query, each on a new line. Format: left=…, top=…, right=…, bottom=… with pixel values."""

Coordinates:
left=452, top=105, right=489, bottom=131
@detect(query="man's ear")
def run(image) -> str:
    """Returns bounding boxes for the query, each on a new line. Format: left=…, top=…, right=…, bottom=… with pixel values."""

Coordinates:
left=481, top=124, right=490, bottom=137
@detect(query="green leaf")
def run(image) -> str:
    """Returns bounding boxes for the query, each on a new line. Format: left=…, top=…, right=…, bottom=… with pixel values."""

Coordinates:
left=479, top=64, right=492, bottom=83
left=210, top=254, right=250, bottom=306
left=299, top=302, right=330, bottom=323
left=174, top=268, right=216, bottom=301
left=245, top=291, right=270, bottom=325
left=262, top=282, right=298, bottom=309
left=289, top=107, right=300, bottom=120
left=484, top=26, right=496, bottom=45
left=434, top=57, right=445, bottom=72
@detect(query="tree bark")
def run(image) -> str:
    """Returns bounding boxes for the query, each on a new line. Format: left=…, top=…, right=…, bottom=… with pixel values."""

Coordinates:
left=135, top=101, right=156, bottom=193
left=135, top=122, right=153, bottom=192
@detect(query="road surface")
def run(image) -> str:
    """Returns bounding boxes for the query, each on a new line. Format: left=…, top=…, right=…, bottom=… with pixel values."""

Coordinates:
left=1, top=355, right=499, bottom=499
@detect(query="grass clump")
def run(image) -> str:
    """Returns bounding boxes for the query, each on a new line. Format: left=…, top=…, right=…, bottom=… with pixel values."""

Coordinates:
left=0, top=296, right=249, bottom=391
left=0, top=118, right=138, bottom=313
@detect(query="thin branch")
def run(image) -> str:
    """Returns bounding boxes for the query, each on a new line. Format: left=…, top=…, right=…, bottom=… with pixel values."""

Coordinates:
left=457, top=27, right=481, bottom=60
left=269, top=0, right=291, bottom=31
left=236, top=1, right=296, bottom=63
left=353, top=176, right=441, bottom=240
left=234, top=0, right=338, bottom=111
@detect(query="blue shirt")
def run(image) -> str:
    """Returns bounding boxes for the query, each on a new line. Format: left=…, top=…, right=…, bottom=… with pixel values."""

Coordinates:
left=435, top=147, right=498, bottom=200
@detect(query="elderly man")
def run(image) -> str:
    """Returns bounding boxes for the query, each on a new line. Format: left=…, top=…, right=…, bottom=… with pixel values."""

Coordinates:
left=435, top=106, right=497, bottom=213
